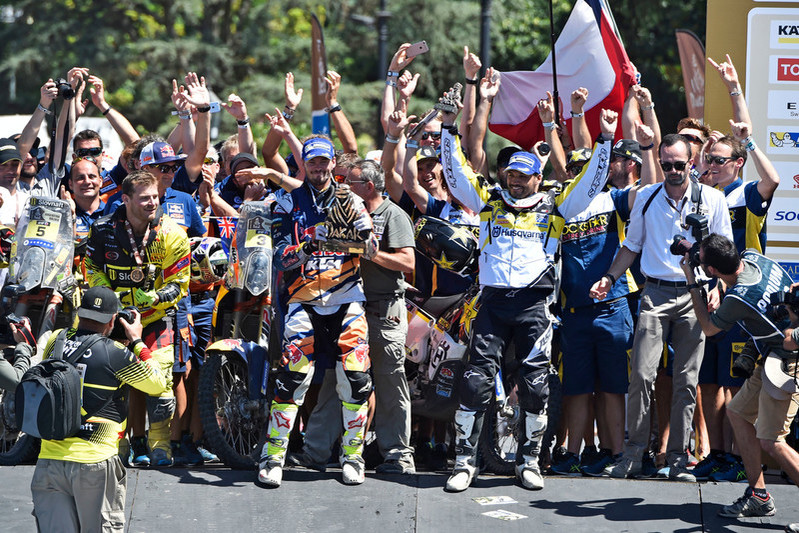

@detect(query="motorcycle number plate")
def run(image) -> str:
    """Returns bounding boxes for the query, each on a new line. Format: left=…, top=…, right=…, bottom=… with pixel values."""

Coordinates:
left=24, top=212, right=61, bottom=244
left=244, top=217, right=270, bottom=249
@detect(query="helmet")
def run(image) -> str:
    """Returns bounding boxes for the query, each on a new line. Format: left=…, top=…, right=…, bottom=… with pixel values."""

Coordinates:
left=190, top=237, right=228, bottom=284
left=413, top=215, right=478, bottom=276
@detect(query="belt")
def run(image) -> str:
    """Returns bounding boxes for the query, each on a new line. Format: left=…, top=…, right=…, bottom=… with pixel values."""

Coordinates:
left=645, top=277, right=687, bottom=288
left=569, top=296, right=625, bottom=314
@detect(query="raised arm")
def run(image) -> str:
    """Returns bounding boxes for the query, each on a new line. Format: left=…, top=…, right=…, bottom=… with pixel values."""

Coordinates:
left=176, top=72, right=212, bottom=184
left=261, top=72, right=302, bottom=174
left=460, top=46, right=482, bottom=140
left=381, top=101, right=414, bottom=203
left=170, top=78, right=195, bottom=154
left=731, top=120, right=779, bottom=201
left=223, top=93, right=257, bottom=157
left=466, top=67, right=500, bottom=177
left=632, top=85, right=661, bottom=150
left=708, top=54, right=752, bottom=126
left=569, top=87, right=592, bottom=150
left=265, top=108, right=305, bottom=181
left=382, top=44, right=416, bottom=133
left=538, top=91, right=567, bottom=182
left=18, top=79, right=58, bottom=158
left=440, top=109, right=491, bottom=214
left=325, top=71, right=357, bottom=154
left=88, top=75, right=139, bottom=146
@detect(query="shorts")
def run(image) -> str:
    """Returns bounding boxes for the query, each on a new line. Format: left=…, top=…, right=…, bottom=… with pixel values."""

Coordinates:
left=698, top=324, right=746, bottom=388
left=727, top=363, right=799, bottom=441
left=560, top=298, right=632, bottom=395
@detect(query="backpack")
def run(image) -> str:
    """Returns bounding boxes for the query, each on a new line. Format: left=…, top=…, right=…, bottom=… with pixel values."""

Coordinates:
left=15, top=330, right=102, bottom=440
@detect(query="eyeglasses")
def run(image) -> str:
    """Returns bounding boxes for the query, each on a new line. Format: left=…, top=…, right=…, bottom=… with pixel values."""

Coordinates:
left=204, top=158, right=218, bottom=165
left=155, top=163, right=180, bottom=174
left=74, top=147, right=102, bottom=159
left=705, top=155, right=736, bottom=166
left=659, top=161, right=688, bottom=172
left=345, top=179, right=369, bottom=185
left=421, top=131, right=441, bottom=141
left=73, top=155, right=99, bottom=164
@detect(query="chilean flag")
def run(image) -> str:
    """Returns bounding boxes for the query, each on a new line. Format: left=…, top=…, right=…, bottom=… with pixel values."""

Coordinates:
left=489, top=0, right=636, bottom=150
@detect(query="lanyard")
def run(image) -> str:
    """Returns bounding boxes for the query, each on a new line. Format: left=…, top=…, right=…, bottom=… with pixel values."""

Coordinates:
left=124, top=220, right=152, bottom=284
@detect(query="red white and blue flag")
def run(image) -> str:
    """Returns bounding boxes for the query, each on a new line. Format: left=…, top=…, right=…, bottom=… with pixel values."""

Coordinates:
left=489, top=0, right=636, bottom=150
left=217, top=217, right=237, bottom=239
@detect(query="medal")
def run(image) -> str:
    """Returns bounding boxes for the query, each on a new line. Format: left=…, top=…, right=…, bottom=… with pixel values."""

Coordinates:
left=130, top=267, right=144, bottom=283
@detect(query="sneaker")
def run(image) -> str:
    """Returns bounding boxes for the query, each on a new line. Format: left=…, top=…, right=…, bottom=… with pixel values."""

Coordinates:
left=718, top=487, right=776, bottom=518
left=196, top=443, right=219, bottom=463
left=785, top=523, right=799, bottom=533
left=710, top=457, right=747, bottom=483
left=582, top=451, right=617, bottom=477
left=516, top=461, right=544, bottom=490
left=445, top=460, right=477, bottom=492
left=641, top=451, right=659, bottom=478
left=429, top=443, right=449, bottom=471
left=149, top=447, right=173, bottom=468
left=580, top=445, right=600, bottom=466
left=341, top=457, right=365, bottom=485
left=286, top=452, right=327, bottom=472
left=180, top=435, right=205, bottom=466
left=692, top=454, right=726, bottom=481
left=550, top=451, right=582, bottom=476
left=129, top=436, right=151, bottom=468
left=415, top=441, right=433, bottom=469
left=171, top=441, right=188, bottom=467
left=375, top=459, right=416, bottom=475
left=552, top=445, right=568, bottom=464
left=606, top=454, right=642, bottom=479
left=257, top=461, right=283, bottom=487
left=668, top=464, right=697, bottom=482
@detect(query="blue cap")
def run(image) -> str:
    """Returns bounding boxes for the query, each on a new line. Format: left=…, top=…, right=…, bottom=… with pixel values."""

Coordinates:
left=505, top=151, right=542, bottom=175
left=302, top=138, right=335, bottom=161
left=139, top=141, right=186, bottom=167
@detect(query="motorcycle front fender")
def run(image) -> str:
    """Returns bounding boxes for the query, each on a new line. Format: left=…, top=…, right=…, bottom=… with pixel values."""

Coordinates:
left=206, top=339, right=269, bottom=400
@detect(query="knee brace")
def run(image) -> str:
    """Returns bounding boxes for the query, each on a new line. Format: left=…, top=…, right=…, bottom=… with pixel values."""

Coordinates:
left=335, top=364, right=372, bottom=404
left=273, top=370, right=314, bottom=405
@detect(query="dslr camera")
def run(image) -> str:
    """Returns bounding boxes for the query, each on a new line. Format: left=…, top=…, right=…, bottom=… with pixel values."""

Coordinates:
left=731, top=339, right=761, bottom=379
left=110, top=307, right=137, bottom=342
left=54, top=78, right=75, bottom=100
left=669, top=213, right=709, bottom=268
left=767, top=286, right=799, bottom=323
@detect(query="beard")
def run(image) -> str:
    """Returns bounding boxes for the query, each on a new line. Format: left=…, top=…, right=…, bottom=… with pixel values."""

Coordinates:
left=665, top=172, right=687, bottom=186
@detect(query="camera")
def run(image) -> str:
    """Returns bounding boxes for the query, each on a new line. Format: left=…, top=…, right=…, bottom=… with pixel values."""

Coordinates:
left=54, top=78, right=75, bottom=100
left=110, top=307, right=137, bottom=341
left=767, top=286, right=799, bottom=323
left=731, top=339, right=761, bottom=379
left=669, top=213, right=709, bottom=268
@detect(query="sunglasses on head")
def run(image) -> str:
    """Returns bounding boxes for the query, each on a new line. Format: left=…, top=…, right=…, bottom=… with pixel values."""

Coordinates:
left=705, top=155, right=735, bottom=166
left=421, top=131, right=441, bottom=141
left=682, top=133, right=703, bottom=145
left=204, top=157, right=218, bottom=165
left=73, top=155, right=99, bottom=165
left=74, top=147, right=102, bottom=159
left=155, top=163, right=180, bottom=173
left=659, top=161, right=688, bottom=172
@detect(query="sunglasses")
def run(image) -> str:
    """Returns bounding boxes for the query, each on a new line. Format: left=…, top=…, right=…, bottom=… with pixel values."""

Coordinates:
left=74, top=147, right=102, bottom=158
left=682, top=133, right=703, bottom=145
left=334, top=174, right=347, bottom=183
left=421, top=131, right=441, bottom=141
left=204, top=157, right=218, bottom=165
left=659, top=161, right=688, bottom=172
left=155, top=163, right=180, bottom=173
left=73, top=155, right=99, bottom=164
left=705, top=155, right=736, bottom=166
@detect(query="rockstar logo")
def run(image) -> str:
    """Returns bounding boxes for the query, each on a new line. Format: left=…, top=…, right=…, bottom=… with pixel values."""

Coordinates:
left=274, top=411, right=292, bottom=428
left=347, top=414, right=366, bottom=429
left=437, top=252, right=459, bottom=271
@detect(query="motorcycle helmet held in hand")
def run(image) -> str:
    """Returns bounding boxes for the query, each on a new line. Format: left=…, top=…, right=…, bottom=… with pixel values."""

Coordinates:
left=413, top=215, right=478, bottom=276
left=189, top=237, right=228, bottom=284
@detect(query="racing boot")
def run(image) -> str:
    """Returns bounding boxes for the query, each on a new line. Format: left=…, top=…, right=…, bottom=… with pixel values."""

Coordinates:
left=146, top=395, right=176, bottom=467
left=516, top=412, right=547, bottom=490
left=257, top=402, right=299, bottom=487
left=340, top=401, right=369, bottom=485
left=445, top=408, right=483, bottom=492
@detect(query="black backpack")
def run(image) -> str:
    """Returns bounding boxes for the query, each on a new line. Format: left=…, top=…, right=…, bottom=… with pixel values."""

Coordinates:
left=15, top=330, right=102, bottom=440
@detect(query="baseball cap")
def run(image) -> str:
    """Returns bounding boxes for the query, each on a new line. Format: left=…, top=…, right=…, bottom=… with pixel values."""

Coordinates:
left=567, top=148, right=592, bottom=165
left=139, top=141, right=187, bottom=167
left=229, top=153, right=259, bottom=174
left=505, top=151, right=542, bottom=176
left=611, top=139, right=642, bottom=164
left=416, top=145, right=438, bottom=162
left=302, top=138, right=335, bottom=161
left=78, top=286, right=121, bottom=323
left=0, top=138, right=22, bottom=164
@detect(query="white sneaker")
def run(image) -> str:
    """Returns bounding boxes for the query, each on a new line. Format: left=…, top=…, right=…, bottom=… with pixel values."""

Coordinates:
left=445, top=461, right=477, bottom=492
left=342, top=460, right=365, bottom=485
left=516, top=462, right=544, bottom=490
left=258, top=463, right=283, bottom=487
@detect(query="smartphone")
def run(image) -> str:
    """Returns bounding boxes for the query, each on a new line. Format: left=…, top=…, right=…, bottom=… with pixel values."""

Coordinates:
left=171, top=101, right=222, bottom=115
left=406, top=41, right=429, bottom=59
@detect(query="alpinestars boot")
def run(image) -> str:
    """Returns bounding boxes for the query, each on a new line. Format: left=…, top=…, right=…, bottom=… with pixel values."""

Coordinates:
left=257, top=402, right=299, bottom=487
left=340, top=401, right=369, bottom=485
left=445, top=408, right=483, bottom=492
left=516, top=413, right=547, bottom=490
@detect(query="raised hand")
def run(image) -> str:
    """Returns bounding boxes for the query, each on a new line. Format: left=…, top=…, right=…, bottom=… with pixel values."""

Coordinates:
left=284, top=72, right=303, bottom=110
left=222, top=93, right=248, bottom=121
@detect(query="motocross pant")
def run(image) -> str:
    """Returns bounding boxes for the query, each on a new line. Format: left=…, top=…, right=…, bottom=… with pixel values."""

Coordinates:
left=454, top=287, right=552, bottom=465
left=141, top=318, right=176, bottom=454
left=261, top=301, right=371, bottom=467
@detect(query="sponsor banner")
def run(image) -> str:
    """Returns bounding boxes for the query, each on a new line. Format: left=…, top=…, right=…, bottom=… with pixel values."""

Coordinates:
left=769, top=161, right=799, bottom=191
left=768, top=90, right=799, bottom=119
left=771, top=20, right=799, bottom=48
left=780, top=262, right=799, bottom=282
left=766, top=127, right=799, bottom=154
left=770, top=55, right=799, bottom=83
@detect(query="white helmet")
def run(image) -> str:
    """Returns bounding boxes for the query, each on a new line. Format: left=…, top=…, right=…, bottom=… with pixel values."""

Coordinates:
left=190, top=237, right=228, bottom=284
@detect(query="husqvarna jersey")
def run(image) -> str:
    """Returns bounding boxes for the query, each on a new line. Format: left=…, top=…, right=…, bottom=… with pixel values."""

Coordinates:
left=84, top=206, right=191, bottom=326
left=272, top=181, right=368, bottom=307
left=441, top=128, right=612, bottom=289
left=550, top=186, right=638, bottom=309
left=720, top=179, right=770, bottom=254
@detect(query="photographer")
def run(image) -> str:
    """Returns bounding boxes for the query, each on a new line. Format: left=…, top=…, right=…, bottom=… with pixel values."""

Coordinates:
left=681, top=234, right=799, bottom=527
left=30, top=286, right=169, bottom=532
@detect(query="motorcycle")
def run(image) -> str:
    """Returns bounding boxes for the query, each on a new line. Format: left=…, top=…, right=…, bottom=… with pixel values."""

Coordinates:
left=0, top=197, right=76, bottom=466
left=198, top=202, right=274, bottom=469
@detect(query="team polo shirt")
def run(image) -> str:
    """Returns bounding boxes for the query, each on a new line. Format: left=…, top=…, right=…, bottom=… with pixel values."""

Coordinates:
left=720, top=179, right=770, bottom=253
left=75, top=200, right=107, bottom=240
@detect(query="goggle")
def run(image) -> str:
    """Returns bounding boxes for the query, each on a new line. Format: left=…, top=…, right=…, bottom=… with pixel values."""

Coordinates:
left=421, top=131, right=441, bottom=141
left=705, top=155, right=736, bottom=166
left=74, top=147, right=102, bottom=158
left=659, top=161, right=688, bottom=172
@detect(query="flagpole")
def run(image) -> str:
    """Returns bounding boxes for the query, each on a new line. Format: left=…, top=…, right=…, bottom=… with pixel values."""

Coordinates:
left=549, top=0, right=560, bottom=125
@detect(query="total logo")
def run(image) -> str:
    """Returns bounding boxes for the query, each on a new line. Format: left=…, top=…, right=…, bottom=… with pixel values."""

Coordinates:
left=776, top=58, right=799, bottom=82
left=771, top=21, right=799, bottom=49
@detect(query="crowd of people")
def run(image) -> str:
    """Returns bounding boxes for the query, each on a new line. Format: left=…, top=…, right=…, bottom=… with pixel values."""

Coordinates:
left=0, top=42, right=797, bottom=533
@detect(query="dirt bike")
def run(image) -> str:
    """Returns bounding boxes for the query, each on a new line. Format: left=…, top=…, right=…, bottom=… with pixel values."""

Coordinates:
left=198, top=202, right=274, bottom=469
left=0, top=197, right=77, bottom=466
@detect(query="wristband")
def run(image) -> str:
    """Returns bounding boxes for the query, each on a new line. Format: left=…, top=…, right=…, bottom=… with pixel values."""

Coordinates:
left=282, top=109, right=294, bottom=121
left=729, top=90, right=742, bottom=96
left=542, top=121, right=556, bottom=131
left=197, top=105, right=211, bottom=113
left=385, top=134, right=400, bottom=144
left=570, top=111, right=584, bottom=118
left=236, top=117, right=250, bottom=126
left=743, top=136, right=756, bottom=152
left=641, top=104, right=655, bottom=110
left=386, top=79, right=397, bottom=87
left=640, top=143, right=655, bottom=151
left=326, top=104, right=342, bottom=114
left=686, top=283, right=701, bottom=291
left=604, top=273, right=617, bottom=285
left=465, top=77, right=478, bottom=85
left=130, top=339, right=144, bottom=351
left=177, top=111, right=191, bottom=120
left=102, top=106, right=113, bottom=116
left=37, top=103, right=52, bottom=115
left=386, top=70, right=399, bottom=78
left=405, top=140, right=419, bottom=150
